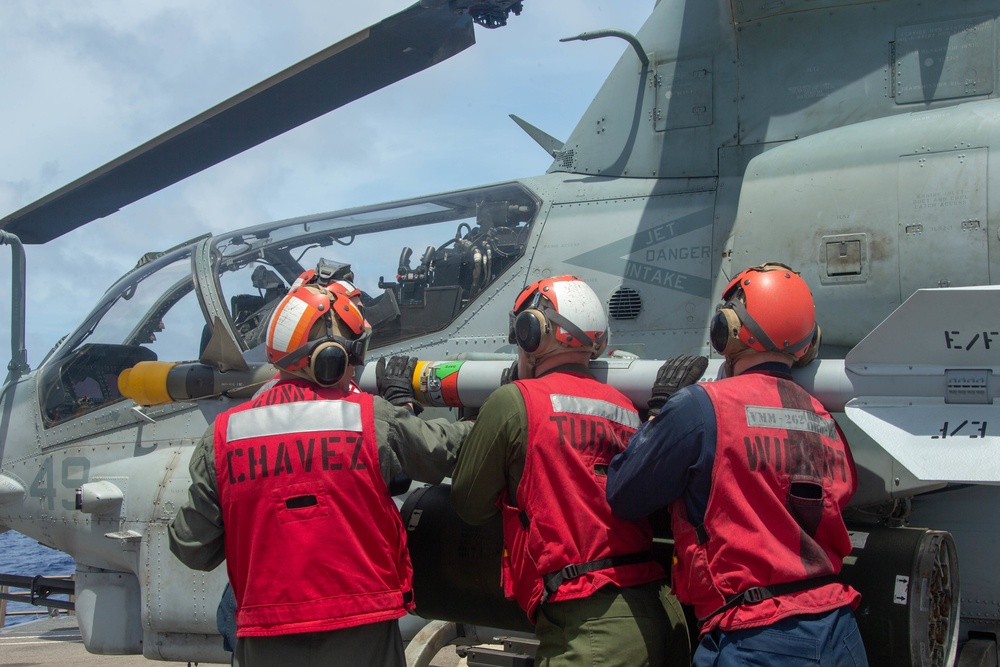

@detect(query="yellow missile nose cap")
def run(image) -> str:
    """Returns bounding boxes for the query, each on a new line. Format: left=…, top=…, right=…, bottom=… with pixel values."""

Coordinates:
left=412, top=359, right=428, bottom=403
left=118, top=360, right=178, bottom=406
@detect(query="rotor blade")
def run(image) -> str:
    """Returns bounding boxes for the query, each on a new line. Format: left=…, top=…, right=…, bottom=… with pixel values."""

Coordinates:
left=0, top=2, right=475, bottom=244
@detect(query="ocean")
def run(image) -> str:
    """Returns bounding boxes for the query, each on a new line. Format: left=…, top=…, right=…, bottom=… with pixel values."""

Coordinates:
left=0, top=530, right=75, bottom=627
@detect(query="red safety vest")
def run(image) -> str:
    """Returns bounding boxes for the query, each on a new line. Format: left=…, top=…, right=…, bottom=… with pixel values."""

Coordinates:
left=671, top=372, right=860, bottom=633
left=501, top=371, right=665, bottom=621
left=214, top=380, right=413, bottom=637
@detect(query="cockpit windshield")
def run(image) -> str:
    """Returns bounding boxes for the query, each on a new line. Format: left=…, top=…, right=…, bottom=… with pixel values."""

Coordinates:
left=38, top=246, right=204, bottom=427
left=37, top=182, right=537, bottom=428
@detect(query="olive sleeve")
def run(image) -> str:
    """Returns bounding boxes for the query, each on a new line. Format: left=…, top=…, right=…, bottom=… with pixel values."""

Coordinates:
left=449, top=384, right=527, bottom=525
left=374, top=396, right=474, bottom=485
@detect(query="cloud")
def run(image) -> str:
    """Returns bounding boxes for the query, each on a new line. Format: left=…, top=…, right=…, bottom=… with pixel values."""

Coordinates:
left=0, top=0, right=650, bottom=365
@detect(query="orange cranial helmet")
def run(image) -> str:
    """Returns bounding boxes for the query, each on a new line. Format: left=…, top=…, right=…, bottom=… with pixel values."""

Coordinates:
left=710, top=262, right=818, bottom=361
left=508, top=275, right=609, bottom=359
left=265, top=280, right=369, bottom=386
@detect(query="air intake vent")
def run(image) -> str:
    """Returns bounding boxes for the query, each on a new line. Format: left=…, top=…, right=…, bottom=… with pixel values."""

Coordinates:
left=553, top=148, right=576, bottom=170
left=608, top=287, right=641, bottom=320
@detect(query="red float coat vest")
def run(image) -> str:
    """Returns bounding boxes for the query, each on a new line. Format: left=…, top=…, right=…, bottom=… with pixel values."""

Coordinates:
left=671, top=372, right=860, bottom=633
left=501, top=371, right=665, bottom=621
left=214, top=380, right=413, bottom=637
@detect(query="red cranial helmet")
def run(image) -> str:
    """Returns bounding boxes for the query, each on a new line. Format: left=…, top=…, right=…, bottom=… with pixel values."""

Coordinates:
left=710, top=262, right=818, bottom=361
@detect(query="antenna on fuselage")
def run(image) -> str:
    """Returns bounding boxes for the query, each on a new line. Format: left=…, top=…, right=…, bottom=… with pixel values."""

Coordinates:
left=509, top=114, right=564, bottom=157
left=559, top=29, right=650, bottom=68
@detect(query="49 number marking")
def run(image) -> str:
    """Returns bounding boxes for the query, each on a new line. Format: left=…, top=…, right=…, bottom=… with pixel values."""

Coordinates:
left=29, top=456, right=90, bottom=510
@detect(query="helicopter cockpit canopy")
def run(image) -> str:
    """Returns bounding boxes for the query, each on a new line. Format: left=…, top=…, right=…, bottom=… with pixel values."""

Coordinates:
left=37, top=182, right=537, bottom=427
left=212, top=182, right=537, bottom=351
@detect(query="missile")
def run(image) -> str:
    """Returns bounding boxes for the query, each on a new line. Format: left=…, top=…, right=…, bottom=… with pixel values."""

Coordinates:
left=118, top=360, right=277, bottom=406
left=356, top=286, right=1000, bottom=484
left=357, top=356, right=865, bottom=411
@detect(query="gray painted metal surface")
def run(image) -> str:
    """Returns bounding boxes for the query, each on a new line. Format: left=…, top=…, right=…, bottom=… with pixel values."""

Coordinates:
left=2, top=0, right=1000, bottom=663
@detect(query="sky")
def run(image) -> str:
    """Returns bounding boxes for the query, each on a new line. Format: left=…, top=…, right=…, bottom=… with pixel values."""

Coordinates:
left=0, top=1, right=653, bottom=368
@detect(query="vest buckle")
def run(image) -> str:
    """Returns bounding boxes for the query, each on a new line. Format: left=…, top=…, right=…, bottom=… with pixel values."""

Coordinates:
left=742, top=586, right=771, bottom=604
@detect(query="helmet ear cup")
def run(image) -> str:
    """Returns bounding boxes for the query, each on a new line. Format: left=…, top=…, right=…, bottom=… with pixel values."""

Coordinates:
left=307, top=341, right=349, bottom=386
left=513, top=309, right=549, bottom=353
left=710, top=307, right=743, bottom=355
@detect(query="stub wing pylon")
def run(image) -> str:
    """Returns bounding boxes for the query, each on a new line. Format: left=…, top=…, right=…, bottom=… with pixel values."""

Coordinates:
left=843, top=286, right=1000, bottom=484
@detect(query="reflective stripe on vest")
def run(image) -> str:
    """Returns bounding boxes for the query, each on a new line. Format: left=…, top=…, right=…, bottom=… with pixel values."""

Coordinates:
left=548, top=394, right=641, bottom=430
left=227, top=400, right=362, bottom=441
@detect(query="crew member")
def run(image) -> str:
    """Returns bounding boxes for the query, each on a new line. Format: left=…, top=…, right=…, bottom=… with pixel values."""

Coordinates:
left=607, top=262, right=869, bottom=667
left=451, top=275, right=688, bottom=666
left=168, top=273, right=472, bottom=667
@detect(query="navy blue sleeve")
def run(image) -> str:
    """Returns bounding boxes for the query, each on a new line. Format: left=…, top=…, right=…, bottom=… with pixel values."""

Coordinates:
left=606, top=384, right=716, bottom=525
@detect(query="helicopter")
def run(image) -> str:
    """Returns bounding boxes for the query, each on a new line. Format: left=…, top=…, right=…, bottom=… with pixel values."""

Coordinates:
left=1, top=0, right=999, bottom=665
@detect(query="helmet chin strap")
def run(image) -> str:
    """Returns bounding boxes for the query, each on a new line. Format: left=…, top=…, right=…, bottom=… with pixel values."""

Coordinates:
left=520, top=344, right=554, bottom=379
left=729, top=298, right=816, bottom=358
left=722, top=344, right=750, bottom=378
left=519, top=354, right=538, bottom=380
left=543, top=308, right=595, bottom=350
